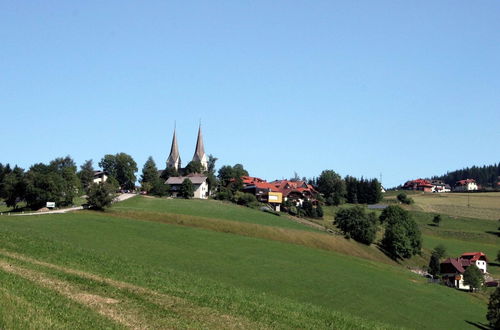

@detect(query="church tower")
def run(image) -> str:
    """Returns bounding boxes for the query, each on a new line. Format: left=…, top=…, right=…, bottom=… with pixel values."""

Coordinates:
left=166, top=128, right=181, bottom=170
left=192, top=124, right=208, bottom=171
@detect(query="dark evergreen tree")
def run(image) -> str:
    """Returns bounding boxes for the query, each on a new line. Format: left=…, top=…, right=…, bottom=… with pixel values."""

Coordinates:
left=433, top=214, right=442, bottom=227
left=78, top=159, right=95, bottom=192
left=487, top=287, right=500, bottom=329
left=428, top=253, right=440, bottom=277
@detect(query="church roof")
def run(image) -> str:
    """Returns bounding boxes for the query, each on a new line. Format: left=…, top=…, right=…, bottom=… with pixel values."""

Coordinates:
left=192, top=125, right=206, bottom=162
left=167, top=129, right=181, bottom=164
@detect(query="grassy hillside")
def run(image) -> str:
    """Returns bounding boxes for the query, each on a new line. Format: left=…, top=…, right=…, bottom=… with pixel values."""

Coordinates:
left=385, top=191, right=500, bottom=220
left=0, top=198, right=491, bottom=329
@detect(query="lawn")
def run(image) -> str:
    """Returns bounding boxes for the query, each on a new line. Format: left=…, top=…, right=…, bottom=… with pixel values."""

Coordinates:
left=113, top=196, right=316, bottom=231
left=385, top=192, right=500, bottom=221
left=0, top=210, right=490, bottom=329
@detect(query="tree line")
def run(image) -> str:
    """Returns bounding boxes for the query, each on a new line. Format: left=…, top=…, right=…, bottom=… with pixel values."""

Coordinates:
left=433, top=163, right=500, bottom=188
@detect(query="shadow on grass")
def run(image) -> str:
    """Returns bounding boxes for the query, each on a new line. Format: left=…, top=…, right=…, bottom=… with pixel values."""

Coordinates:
left=465, top=320, right=491, bottom=330
left=427, top=223, right=439, bottom=227
left=375, top=243, right=402, bottom=263
left=485, top=231, right=500, bottom=237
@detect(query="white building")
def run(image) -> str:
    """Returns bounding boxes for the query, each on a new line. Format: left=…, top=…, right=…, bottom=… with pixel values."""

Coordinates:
left=166, top=175, right=209, bottom=199
left=93, top=171, right=108, bottom=184
left=454, top=179, right=478, bottom=192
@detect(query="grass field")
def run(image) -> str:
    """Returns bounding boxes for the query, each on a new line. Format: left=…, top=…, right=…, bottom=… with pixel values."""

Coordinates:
left=0, top=197, right=493, bottom=329
left=385, top=191, right=500, bottom=220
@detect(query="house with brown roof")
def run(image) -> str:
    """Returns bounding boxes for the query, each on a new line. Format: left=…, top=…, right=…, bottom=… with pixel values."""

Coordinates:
left=454, top=179, right=478, bottom=192
left=440, top=252, right=488, bottom=290
left=269, top=180, right=318, bottom=206
left=166, top=174, right=209, bottom=199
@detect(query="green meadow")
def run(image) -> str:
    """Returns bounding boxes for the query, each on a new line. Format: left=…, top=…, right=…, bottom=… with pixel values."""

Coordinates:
left=0, top=196, right=493, bottom=329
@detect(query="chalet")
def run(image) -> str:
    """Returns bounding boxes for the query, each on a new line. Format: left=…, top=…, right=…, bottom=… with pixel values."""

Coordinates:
left=403, top=179, right=433, bottom=192
left=93, top=171, right=108, bottom=184
left=430, top=180, right=451, bottom=193
left=241, top=177, right=281, bottom=203
left=270, top=180, right=318, bottom=206
left=454, top=179, right=478, bottom=192
left=166, top=174, right=209, bottom=199
left=440, top=252, right=488, bottom=290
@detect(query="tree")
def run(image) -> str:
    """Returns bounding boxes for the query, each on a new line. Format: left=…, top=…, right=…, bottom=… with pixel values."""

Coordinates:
left=317, top=170, right=345, bottom=206
left=496, top=250, right=500, bottom=264
left=184, top=160, right=203, bottom=175
left=487, top=287, right=500, bottom=329
left=50, top=156, right=80, bottom=206
left=160, top=167, right=178, bottom=181
left=1, top=166, right=25, bottom=209
left=463, top=264, right=484, bottom=291
left=24, top=163, right=67, bottom=209
left=78, top=160, right=95, bottom=192
left=99, top=153, right=137, bottom=190
left=140, top=157, right=159, bottom=185
left=334, top=206, right=378, bottom=245
left=428, top=253, right=440, bottom=277
left=180, top=178, right=194, bottom=199
left=381, top=206, right=422, bottom=259
left=86, top=182, right=116, bottom=210
left=433, top=244, right=447, bottom=259
left=433, top=214, right=442, bottom=227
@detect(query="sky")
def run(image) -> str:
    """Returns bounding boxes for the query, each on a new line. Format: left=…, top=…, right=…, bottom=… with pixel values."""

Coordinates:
left=1, top=1, right=499, bottom=188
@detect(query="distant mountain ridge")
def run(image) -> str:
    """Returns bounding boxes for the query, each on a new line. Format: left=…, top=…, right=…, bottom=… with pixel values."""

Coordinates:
left=432, top=163, right=500, bottom=188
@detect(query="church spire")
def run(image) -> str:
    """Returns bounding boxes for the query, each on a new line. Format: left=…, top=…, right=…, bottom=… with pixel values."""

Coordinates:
left=192, top=124, right=207, bottom=170
left=167, top=127, right=181, bottom=170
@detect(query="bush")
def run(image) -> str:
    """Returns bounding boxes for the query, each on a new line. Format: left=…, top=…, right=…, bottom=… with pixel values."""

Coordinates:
left=334, top=206, right=378, bottom=245
left=463, top=264, right=484, bottom=291
left=487, top=287, right=500, bottom=329
left=86, top=182, right=116, bottom=211
left=397, top=192, right=414, bottom=205
left=233, top=192, right=258, bottom=207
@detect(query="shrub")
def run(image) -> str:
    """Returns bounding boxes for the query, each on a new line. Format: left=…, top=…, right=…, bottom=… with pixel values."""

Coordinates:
left=397, top=192, right=414, bottom=205
left=86, top=182, right=116, bottom=211
left=380, top=205, right=422, bottom=259
left=487, top=287, right=500, bottom=329
left=334, top=206, right=378, bottom=245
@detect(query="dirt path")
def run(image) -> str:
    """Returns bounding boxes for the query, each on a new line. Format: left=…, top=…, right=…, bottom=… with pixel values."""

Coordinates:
left=0, top=249, right=262, bottom=329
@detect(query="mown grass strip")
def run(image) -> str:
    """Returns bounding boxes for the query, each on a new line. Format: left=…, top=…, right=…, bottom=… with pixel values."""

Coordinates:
left=107, top=209, right=396, bottom=265
left=0, top=249, right=265, bottom=329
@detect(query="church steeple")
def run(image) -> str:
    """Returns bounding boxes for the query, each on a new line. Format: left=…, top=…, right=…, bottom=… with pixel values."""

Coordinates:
left=167, top=128, right=181, bottom=170
left=192, top=124, right=208, bottom=171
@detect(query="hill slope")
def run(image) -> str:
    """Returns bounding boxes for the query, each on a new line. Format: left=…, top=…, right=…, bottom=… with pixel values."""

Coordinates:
left=0, top=198, right=490, bottom=329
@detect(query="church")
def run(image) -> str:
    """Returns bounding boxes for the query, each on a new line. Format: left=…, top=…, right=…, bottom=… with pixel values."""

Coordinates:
left=164, top=125, right=209, bottom=199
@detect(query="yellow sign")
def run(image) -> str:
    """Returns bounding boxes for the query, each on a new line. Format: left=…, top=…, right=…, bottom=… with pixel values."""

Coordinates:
left=268, top=192, right=282, bottom=204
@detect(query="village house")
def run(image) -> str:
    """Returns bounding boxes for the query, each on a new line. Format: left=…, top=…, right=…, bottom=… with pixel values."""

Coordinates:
left=403, top=179, right=434, bottom=192
left=93, top=171, right=108, bottom=184
left=454, top=179, right=478, bottom=192
left=440, top=252, right=488, bottom=290
left=269, top=180, right=318, bottom=206
left=166, top=174, right=209, bottom=199
left=430, top=180, right=451, bottom=193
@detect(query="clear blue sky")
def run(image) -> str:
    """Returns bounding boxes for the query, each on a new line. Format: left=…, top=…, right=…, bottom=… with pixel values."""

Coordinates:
left=1, top=1, right=499, bottom=187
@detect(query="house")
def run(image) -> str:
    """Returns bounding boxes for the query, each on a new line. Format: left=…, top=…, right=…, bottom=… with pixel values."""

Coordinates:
left=269, top=180, right=318, bottom=206
left=93, top=171, right=108, bottom=184
left=403, top=179, right=433, bottom=192
left=440, top=252, right=488, bottom=290
left=454, top=179, right=478, bottom=192
left=430, top=180, right=451, bottom=193
left=166, top=174, right=209, bottom=199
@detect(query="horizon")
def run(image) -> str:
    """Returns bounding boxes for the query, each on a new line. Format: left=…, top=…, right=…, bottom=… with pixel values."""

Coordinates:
left=1, top=1, right=499, bottom=187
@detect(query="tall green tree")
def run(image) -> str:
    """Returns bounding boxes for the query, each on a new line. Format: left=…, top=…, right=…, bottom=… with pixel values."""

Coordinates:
left=49, top=156, right=81, bottom=205
left=381, top=206, right=422, bottom=259
left=99, top=153, right=137, bottom=190
left=1, top=166, right=25, bottom=209
left=140, top=157, right=159, bottom=187
left=24, top=163, right=66, bottom=209
left=428, top=253, right=440, bottom=277
left=487, top=287, right=500, bottom=329
left=317, top=170, right=346, bottom=206
left=78, top=159, right=95, bottom=192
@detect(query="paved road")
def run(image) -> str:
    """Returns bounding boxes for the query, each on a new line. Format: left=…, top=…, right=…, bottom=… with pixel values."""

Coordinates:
left=1, top=193, right=137, bottom=217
